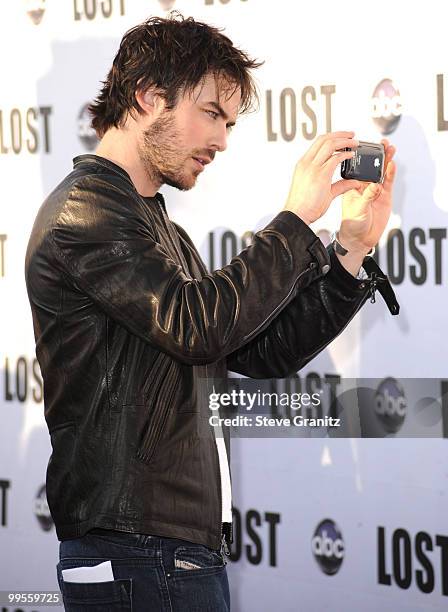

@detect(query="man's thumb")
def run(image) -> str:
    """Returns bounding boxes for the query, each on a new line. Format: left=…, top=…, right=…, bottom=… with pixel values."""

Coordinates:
left=364, top=183, right=382, bottom=200
left=331, top=179, right=362, bottom=198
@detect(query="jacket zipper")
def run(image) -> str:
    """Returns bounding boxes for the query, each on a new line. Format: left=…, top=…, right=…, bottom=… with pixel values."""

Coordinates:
left=213, top=423, right=232, bottom=558
left=215, top=434, right=224, bottom=554
left=210, top=370, right=233, bottom=555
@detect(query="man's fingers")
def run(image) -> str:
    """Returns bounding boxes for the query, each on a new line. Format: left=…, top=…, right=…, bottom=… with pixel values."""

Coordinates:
left=313, top=137, right=359, bottom=166
left=331, top=178, right=362, bottom=198
left=323, top=149, right=356, bottom=175
left=379, top=140, right=396, bottom=191
left=385, top=144, right=395, bottom=161
left=380, top=139, right=396, bottom=169
left=302, top=131, right=356, bottom=163
left=382, top=159, right=396, bottom=193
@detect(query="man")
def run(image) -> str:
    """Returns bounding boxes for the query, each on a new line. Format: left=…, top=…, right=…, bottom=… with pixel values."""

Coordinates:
left=25, top=13, right=398, bottom=612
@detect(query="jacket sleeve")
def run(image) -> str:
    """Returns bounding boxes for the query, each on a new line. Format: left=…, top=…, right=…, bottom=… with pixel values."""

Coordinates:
left=226, top=245, right=389, bottom=378
left=49, top=176, right=332, bottom=366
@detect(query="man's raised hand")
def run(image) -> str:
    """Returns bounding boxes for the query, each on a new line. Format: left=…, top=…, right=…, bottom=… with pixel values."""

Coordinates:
left=283, top=131, right=362, bottom=225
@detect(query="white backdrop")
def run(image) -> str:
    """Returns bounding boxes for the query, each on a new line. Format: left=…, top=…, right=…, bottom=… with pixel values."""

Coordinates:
left=0, top=1, right=447, bottom=611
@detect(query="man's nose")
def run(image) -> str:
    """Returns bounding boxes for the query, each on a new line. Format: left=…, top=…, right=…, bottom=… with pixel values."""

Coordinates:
left=210, top=124, right=228, bottom=153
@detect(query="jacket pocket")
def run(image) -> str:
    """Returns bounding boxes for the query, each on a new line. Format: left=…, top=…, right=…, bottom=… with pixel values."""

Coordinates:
left=136, top=357, right=180, bottom=464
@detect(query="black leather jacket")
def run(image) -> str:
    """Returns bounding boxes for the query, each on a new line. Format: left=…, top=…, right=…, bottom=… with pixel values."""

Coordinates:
left=24, top=155, right=398, bottom=551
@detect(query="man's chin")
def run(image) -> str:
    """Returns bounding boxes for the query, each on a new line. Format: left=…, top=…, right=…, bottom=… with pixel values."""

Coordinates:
left=162, top=173, right=197, bottom=192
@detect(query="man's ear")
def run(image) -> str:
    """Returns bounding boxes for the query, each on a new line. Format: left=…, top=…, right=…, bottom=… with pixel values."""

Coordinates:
left=135, top=88, right=165, bottom=119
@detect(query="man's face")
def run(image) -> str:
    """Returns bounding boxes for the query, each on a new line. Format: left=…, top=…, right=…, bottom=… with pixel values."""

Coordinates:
left=138, top=73, right=241, bottom=191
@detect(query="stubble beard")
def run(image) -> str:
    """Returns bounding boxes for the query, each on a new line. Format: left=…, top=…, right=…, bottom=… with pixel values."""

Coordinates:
left=139, top=111, right=199, bottom=192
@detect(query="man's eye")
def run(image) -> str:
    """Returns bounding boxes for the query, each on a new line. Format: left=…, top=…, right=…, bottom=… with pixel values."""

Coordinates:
left=206, top=110, right=219, bottom=119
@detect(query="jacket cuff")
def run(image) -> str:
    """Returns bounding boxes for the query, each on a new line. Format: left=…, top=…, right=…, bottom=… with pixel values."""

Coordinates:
left=326, top=244, right=368, bottom=294
left=326, top=244, right=400, bottom=315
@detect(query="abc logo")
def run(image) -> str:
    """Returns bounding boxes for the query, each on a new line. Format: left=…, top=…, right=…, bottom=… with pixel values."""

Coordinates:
left=33, top=484, right=54, bottom=532
left=374, top=377, right=407, bottom=434
left=371, top=79, right=402, bottom=135
left=77, top=103, right=99, bottom=151
left=311, top=519, right=344, bottom=575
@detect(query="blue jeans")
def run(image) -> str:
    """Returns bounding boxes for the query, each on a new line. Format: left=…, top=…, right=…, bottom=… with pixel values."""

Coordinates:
left=56, top=529, right=231, bottom=611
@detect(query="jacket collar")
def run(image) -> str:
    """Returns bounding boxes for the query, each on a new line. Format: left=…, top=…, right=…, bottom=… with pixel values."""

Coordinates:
left=72, top=154, right=168, bottom=215
left=73, top=154, right=133, bottom=185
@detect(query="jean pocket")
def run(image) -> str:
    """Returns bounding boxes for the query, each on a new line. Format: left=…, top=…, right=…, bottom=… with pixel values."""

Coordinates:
left=59, top=575, right=132, bottom=611
left=173, top=545, right=225, bottom=577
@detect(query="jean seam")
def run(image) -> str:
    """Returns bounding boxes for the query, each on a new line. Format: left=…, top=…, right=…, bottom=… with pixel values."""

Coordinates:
left=159, top=545, right=173, bottom=612
left=125, top=578, right=133, bottom=612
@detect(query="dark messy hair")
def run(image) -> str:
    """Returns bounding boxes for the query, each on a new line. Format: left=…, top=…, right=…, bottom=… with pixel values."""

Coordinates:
left=89, top=12, right=264, bottom=137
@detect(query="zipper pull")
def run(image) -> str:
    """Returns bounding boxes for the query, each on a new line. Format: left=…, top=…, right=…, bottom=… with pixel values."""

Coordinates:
left=221, top=534, right=231, bottom=560
left=369, top=272, right=378, bottom=303
left=362, top=257, right=400, bottom=315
